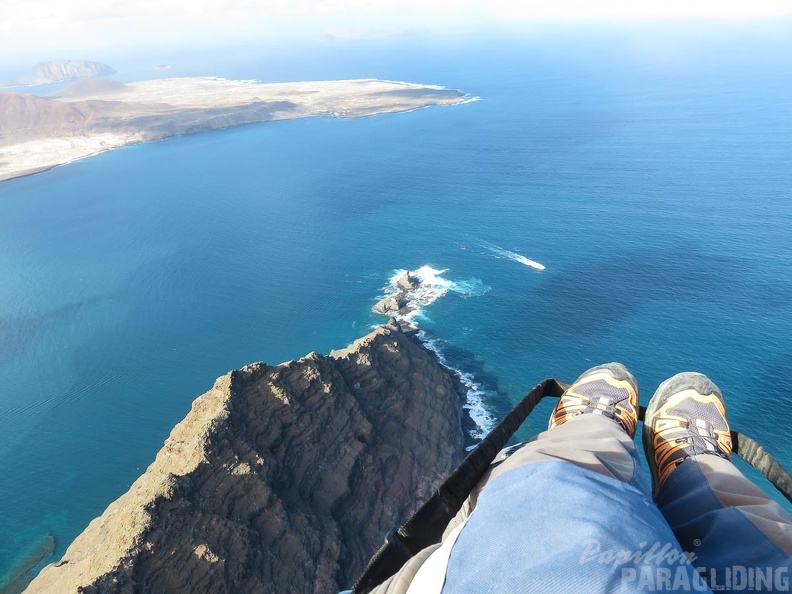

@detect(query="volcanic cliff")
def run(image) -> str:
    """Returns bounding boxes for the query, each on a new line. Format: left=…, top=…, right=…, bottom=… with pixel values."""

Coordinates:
left=26, top=319, right=464, bottom=593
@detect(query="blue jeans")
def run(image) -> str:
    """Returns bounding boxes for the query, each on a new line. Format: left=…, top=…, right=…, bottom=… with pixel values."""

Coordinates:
left=368, top=415, right=792, bottom=593
left=657, top=454, right=792, bottom=591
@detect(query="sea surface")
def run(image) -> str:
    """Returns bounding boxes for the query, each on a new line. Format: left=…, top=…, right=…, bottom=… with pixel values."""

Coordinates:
left=2, top=28, right=792, bottom=585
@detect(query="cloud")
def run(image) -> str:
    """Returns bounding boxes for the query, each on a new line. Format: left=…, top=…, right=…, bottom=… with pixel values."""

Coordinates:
left=490, top=0, right=792, bottom=20
left=2, top=0, right=792, bottom=59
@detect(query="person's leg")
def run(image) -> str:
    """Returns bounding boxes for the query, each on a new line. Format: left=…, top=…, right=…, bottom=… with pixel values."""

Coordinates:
left=372, top=363, right=656, bottom=594
left=430, top=364, right=707, bottom=593
left=444, top=363, right=646, bottom=537
left=644, top=373, right=792, bottom=591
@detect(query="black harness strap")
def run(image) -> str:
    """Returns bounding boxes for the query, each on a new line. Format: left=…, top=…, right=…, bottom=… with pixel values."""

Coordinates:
left=352, top=379, right=567, bottom=593
left=731, top=431, right=792, bottom=504
left=352, top=379, right=792, bottom=594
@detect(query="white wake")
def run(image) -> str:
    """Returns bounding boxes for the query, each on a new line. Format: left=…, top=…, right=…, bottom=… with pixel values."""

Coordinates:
left=482, top=242, right=546, bottom=270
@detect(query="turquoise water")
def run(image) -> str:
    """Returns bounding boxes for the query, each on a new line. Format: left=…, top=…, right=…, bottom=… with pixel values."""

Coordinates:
left=2, top=31, right=792, bottom=582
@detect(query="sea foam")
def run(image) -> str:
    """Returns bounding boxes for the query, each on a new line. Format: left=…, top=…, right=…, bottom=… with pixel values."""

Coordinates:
left=382, top=265, right=489, bottom=325
left=418, top=331, right=496, bottom=444
left=374, top=266, right=494, bottom=441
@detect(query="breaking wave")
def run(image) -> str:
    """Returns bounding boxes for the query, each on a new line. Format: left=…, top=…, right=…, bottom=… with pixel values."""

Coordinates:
left=382, top=265, right=489, bottom=326
left=372, top=265, right=494, bottom=441
left=418, top=331, right=496, bottom=443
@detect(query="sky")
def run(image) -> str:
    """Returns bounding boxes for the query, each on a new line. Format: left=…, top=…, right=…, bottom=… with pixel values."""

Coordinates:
left=2, top=0, right=792, bottom=65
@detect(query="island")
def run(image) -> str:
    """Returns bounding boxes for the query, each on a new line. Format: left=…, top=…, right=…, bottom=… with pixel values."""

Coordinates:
left=23, top=320, right=465, bottom=593
left=13, top=60, right=117, bottom=86
left=0, top=76, right=471, bottom=182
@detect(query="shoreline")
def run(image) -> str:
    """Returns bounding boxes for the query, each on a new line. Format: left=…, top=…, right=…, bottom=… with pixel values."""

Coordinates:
left=25, top=320, right=465, bottom=593
left=0, top=77, right=474, bottom=184
left=1, top=101, right=476, bottom=185
left=371, top=268, right=496, bottom=444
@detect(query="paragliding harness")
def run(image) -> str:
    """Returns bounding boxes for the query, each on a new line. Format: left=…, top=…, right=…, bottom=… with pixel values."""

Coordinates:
left=352, top=378, right=792, bottom=594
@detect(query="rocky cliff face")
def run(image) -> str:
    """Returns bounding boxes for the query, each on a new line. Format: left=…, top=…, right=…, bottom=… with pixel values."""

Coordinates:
left=26, top=320, right=464, bottom=593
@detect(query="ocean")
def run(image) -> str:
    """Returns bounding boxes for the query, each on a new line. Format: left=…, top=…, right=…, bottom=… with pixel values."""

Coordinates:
left=2, top=27, right=792, bottom=585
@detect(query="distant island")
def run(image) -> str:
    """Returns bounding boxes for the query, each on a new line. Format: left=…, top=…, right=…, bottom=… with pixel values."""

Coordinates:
left=14, top=60, right=117, bottom=86
left=0, top=76, right=471, bottom=182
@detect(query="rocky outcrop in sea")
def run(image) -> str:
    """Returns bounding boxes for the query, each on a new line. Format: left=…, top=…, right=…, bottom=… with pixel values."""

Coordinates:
left=26, top=319, right=465, bottom=593
left=372, top=272, right=418, bottom=316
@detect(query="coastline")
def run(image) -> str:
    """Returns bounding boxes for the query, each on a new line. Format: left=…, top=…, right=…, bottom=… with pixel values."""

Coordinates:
left=371, top=268, right=496, bottom=444
left=0, top=142, right=120, bottom=183
left=24, top=320, right=465, bottom=593
left=0, top=77, right=473, bottom=183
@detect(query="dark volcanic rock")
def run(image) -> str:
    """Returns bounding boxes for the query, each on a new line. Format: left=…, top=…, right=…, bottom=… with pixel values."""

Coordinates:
left=373, top=295, right=407, bottom=314
left=395, top=272, right=419, bottom=291
left=26, top=320, right=464, bottom=594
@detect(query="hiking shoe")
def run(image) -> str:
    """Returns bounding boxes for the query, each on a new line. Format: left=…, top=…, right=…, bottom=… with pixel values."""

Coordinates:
left=549, top=363, right=639, bottom=438
left=643, top=372, right=733, bottom=495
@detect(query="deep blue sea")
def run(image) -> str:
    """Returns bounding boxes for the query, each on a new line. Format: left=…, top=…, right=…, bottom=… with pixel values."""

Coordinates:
left=2, top=28, right=792, bottom=585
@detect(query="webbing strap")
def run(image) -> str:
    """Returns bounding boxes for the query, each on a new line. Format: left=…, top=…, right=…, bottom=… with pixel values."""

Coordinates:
left=731, top=431, right=792, bottom=503
left=351, top=379, right=567, bottom=593
left=351, top=379, right=792, bottom=594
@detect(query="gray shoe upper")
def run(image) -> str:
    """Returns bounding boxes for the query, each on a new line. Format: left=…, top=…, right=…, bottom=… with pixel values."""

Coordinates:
left=642, top=372, right=732, bottom=494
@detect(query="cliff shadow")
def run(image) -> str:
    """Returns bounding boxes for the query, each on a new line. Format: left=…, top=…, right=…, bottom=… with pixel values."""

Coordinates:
left=413, top=330, right=514, bottom=448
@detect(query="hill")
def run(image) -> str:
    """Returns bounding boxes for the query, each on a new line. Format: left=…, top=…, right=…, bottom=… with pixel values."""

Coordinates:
left=16, top=60, right=117, bottom=85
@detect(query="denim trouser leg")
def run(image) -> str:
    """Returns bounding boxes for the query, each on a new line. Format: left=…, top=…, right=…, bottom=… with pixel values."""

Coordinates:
left=656, top=455, right=792, bottom=591
left=439, top=415, right=708, bottom=593
left=370, top=415, right=710, bottom=594
left=442, top=413, right=650, bottom=537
